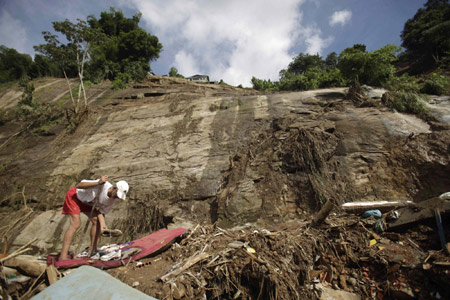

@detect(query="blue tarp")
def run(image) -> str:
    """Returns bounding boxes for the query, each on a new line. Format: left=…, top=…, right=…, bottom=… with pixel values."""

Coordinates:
left=31, top=266, right=158, bottom=300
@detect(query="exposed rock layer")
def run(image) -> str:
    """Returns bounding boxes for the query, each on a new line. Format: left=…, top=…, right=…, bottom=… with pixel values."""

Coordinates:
left=0, top=76, right=449, bottom=250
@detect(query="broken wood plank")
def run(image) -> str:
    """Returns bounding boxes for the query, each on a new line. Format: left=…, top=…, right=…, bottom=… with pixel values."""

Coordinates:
left=433, top=261, right=450, bottom=266
left=387, top=198, right=450, bottom=230
left=342, top=201, right=415, bottom=213
left=313, top=199, right=336, bottom=226
left=0, top=248, right=32, bottom=263
left=3, top=255, right=47, bottom=277
left=161, top=252, right=210, bottom=282
left=46, top=265, right=58, bottom=285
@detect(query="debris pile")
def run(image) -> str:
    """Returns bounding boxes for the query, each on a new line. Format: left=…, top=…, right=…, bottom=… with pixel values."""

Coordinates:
left=163, top=223, right=317, bottom=299
left=157, top=211, right=449, bottom=300
left=1, top=204, right=450, bottom=299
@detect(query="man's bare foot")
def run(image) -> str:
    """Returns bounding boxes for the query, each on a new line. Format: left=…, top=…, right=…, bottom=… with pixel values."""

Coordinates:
left=59, top=255, right=69, bottom=261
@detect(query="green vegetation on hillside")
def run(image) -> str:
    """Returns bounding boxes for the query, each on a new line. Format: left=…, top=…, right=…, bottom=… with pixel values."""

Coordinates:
left=252, top=44, right=400, bottom=92
left=34, top=18, right=106, bottom=114
left=250, top=0, right=449, bottom=120
left=168, top=67, right=184, bottom=78
left=86, top=8, right=162, bottom=83
left=1, top=7, right=162, bottom=91
left=0, top=7, right=164, bottom=136
left=0, top=46, right=60, bottom=83
left=401, top=0, right=450, bottom=73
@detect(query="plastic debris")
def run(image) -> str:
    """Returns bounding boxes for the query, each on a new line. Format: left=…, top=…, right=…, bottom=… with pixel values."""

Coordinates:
left=361, top=210, right=382, bottom=219
left=246, top=247, right=256, bottom=254
left=374, top=219, right=386, bottom=233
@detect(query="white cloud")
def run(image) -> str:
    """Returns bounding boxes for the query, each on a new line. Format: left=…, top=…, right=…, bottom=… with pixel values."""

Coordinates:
left=329, top=10, right=352, bottom=27
left=0, top=9, right=28, bottom=54
left=119, top=0, right=308, bottom=86
left=305, top=34, right=333, bottom=54
left=174, top=50, right=200, bottom=76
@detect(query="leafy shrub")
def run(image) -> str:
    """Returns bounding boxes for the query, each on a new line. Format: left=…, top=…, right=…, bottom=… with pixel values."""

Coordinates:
left=15, top=102, right=65, bottom=135
left=112, top=72, right=132, bottom=90
left=337, top=44, right=400, bottom=86
left=168, top=66, right=184, bottom=78
left=384, top=74, right=421, bottom=93
left=12, top=76, right=66, bottom=135
left=305, top=66, right=346, bottom=89
left=18, top=76, right=35, bottom=107
left=15, top=76, right=39, bottom=118
left=420, top=72, right=450, bottom=95
left=276, top=67, right=345, bottom=91
left=32, top=104, right=64, bottom=135
left=0, top=109, right=12, bottom=126
left=122, top=60, right=148, bottom=82
left=285, top=73, right=314, bottom=90
left=382, top=91, right=429, bottom=117
left=251, top=77, right=279, bottom=91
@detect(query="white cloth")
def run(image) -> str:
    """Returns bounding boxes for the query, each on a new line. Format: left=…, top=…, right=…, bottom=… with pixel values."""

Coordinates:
left=76, top=180, right=116, bottom=214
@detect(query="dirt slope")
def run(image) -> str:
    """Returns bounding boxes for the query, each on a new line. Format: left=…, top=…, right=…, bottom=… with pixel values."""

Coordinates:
left=0, top=76, right=449, bottom=236
left=1, top=75, right=449, bottom=299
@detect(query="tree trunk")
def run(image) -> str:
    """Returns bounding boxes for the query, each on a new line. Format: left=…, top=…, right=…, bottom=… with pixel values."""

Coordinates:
left=75, top=48, right=81, bottom=112
left=63, top=69, right=75, bottom=109
left=80, top=46, right=89, bottom=108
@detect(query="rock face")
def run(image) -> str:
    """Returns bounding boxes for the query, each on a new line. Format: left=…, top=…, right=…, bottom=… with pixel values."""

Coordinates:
left=0, top=76, right=449, bottom=250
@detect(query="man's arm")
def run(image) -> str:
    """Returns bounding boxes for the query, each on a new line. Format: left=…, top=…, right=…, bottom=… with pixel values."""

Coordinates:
left=76, top=175, right=108, bottom=189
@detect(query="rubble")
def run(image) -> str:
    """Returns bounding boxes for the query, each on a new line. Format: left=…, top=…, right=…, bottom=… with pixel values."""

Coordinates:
left=1, top=206, right=449, bottom=299
left=113, top=210, right=448, bottom=300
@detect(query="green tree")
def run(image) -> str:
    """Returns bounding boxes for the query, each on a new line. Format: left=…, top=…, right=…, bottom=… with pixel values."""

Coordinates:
left=34, top=19, right=104, bottom=113
left=168, top=66, right=184, bottom=78
left=0, top=45, right=33, bottom=83
left=337, top=44, right=400, bottom=86
left=325, top=52, right=338, bottom=69
left=337, top=44, right=368, bottom=83
left=18, top=76, right=35, bottom=107
left=29, top=54, right=61, bottom=78
left=287, top=53, right=324, bottom=75
left=401, top=0, right=450, bottom=66
left=251, top=76, right=279, bottom=91
left=87, top=8, right=162, bottom=81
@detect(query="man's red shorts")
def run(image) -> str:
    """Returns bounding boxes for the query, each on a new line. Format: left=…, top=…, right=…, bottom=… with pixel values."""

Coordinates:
left=62, top=187, right=93, bottom=215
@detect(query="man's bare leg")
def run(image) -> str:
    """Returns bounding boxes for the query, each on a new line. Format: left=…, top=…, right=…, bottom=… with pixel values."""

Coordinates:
left=88, top=215, right=101, bottom=257
left=60, top=214, right=81, bottom=260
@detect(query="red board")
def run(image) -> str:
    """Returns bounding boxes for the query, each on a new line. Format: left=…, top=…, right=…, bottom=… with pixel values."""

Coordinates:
left=47, top=228, right=187, bottom=269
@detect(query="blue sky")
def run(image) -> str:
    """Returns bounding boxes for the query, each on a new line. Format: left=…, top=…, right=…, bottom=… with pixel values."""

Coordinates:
left=0, top=0, right=426, bottom=86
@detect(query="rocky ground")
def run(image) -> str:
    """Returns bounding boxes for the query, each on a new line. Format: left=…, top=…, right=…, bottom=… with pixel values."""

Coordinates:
left=0, top=76, right=449, bottom=299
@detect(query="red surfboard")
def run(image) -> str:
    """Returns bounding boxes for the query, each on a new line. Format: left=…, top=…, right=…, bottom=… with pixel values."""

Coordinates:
left=47, top=228, right=187, bottom=269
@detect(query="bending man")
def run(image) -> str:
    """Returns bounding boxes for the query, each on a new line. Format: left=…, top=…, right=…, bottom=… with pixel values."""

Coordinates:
left=59, top=175, right=129, bottom=260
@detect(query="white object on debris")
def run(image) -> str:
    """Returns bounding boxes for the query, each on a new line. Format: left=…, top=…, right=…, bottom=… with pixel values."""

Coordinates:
left=439, top=192, right=450, bottom=200
left=342, top=200, right=413, bottom=207
left=7, top=275, right=31, bottom=284
left=99, top=244, right=121, bottom=252
left=228, top=241, right=245, bottom=248
left=100, top=250, right=122, bottom=261
left=132, top=281, right=140, bottom=287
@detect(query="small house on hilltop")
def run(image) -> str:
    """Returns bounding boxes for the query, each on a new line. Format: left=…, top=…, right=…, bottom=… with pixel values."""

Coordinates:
left=186, top=74, right=210, bottom=83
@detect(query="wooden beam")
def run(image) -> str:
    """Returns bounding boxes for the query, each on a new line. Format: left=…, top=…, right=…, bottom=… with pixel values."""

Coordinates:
left=342, top=201, right=414, bottom=213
